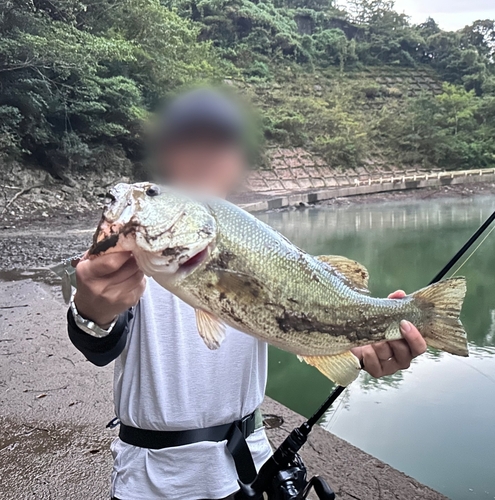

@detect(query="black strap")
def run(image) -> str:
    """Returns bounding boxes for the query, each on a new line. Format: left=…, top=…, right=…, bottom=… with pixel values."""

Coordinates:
left=119, top=411, right=258, bottom=484
left=226, top=423, right=257, bottom=484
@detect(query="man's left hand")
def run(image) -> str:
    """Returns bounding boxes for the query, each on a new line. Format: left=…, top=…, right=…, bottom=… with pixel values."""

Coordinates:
left=351, top=290, right=427, bottom=378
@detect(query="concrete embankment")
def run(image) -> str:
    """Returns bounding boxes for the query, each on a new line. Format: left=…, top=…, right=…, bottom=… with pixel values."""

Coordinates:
left=239, top=167, right=495, bottom=212
left=0, top=279, right=446, bottom=499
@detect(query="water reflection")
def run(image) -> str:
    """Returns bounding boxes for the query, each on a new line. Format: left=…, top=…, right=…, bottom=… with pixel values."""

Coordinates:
left=260, top=195, right=495, bottom=500
left=0, top=268, right=61, bottom=285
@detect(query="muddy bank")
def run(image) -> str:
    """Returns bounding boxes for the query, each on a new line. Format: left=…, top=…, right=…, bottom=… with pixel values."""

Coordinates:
left=0, top=418, right=115, bottom=499
left=0, top=281, right=114, bottom=424
left=0, top=160, right=133, bottom=229
left=0, top=228, right=94, bottom=273
left=0, top=279, right=446, bottom=499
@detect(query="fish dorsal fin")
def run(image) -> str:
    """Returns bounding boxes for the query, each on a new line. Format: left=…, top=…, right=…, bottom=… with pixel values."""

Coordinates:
left=195, top=309, right=226, bottom=350
left=315, top=255, right=369, bottom=293
left=299, top=351, right=361, bottom=386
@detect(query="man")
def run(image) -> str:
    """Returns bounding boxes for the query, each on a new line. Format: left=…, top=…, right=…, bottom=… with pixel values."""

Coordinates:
left=68, top=88, right=427, bottom=500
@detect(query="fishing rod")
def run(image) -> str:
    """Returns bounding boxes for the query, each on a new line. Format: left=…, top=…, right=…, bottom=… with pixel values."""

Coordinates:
left=430, top=208, right=495, bottom=284
left=237, top=208, right=495, bottom=500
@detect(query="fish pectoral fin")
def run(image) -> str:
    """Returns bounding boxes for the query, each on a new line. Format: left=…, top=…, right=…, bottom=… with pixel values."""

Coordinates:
left=214, top=269, right=264, bottom=299
left=315, top=255, right=369, bottom=293
left=299, top=351, right=361, bottom=386
left=215, top=269, right=251, bottom=291
left=195, top=309, right=226, bottom=350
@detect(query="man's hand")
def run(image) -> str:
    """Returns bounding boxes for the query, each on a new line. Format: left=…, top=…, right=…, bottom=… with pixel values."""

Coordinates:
left=74, top=252, right=146, bottom=327
left=351, top=290, right=427, bottom=378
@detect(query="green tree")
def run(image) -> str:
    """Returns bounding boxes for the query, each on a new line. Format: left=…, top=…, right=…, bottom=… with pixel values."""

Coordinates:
left=0, top=0, right=215, bottom=172
left=378, top=83, right=495, bottom=169
left=423, top=29, right=491, bottom=95
left=436, top=83, right=477, bottom=136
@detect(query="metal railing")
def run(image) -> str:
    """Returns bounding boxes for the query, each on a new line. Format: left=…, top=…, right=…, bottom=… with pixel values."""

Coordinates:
left=350, top=167, right=495, bottom=187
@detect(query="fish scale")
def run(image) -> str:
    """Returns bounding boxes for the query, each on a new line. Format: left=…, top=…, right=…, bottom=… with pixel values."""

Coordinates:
left=187, top=200, right=420, bottom=353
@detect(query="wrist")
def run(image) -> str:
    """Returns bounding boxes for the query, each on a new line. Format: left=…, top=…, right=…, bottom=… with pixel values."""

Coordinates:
left=70, top=292, right=118, bottom=338
left=73, top=293, right=118, bottom=328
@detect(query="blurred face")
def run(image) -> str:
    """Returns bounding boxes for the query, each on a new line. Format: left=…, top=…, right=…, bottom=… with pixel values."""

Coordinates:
left=156, top=129, right=247, bottom=198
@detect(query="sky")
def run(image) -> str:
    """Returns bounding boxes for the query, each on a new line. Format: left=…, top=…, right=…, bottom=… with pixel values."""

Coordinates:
left=393, top=0, right=495, bottom=31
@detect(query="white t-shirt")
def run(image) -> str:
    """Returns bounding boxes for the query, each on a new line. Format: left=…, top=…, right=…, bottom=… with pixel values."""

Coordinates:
left=111, top=278, right=272, bottom=500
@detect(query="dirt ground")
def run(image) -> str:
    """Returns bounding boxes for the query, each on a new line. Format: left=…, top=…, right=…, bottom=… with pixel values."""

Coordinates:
left=0, top=279, right=116, bottom=499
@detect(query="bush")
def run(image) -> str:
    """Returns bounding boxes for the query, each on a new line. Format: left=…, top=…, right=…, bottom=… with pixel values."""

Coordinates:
left=245, top=61, right=272, bottom=80
left=362, top=84, right=382, bottom=99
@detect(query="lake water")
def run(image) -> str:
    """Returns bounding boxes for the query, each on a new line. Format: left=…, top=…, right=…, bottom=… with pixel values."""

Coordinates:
left=259, top=196, right=495, bottom=500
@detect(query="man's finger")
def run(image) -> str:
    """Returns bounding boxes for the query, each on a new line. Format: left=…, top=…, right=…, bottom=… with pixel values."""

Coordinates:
left=83, top=252, right=133, bottom=277
left=106, top=257, right=140, bottom=285
left=109, top=268, right=145, bottom=294
left=127, top=275, right=147, bottom=307
left=371, top=341, right=394, bottom=361
left=400, top=320, right=427, bottom=357
left=379, top=358, right=403, bottom=377
left=133, top=276, right=147, bottom=300
left=389, top=339, right=412, bottom=369
left=388, top=290, right=406, bottom=299
left=361, top=346, right=384, bottom=378
left=125, top=270, right=146, bottom=292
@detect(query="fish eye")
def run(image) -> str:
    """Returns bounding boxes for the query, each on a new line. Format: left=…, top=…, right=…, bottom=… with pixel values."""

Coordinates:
left=104, top=192, right=116, bottom=204
left=146, top=185, right=160, bottom=197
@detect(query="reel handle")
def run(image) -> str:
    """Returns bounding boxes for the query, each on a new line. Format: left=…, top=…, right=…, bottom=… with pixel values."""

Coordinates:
left=300, top=476, right=335, bottom=500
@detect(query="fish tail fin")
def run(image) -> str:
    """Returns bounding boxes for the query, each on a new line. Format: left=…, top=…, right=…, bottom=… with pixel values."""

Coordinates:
left=412, top=277, right=468, bottom=357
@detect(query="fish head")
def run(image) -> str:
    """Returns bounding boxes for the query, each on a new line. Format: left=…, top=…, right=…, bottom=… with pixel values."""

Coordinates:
left=90, top=182, right=217, bottom=283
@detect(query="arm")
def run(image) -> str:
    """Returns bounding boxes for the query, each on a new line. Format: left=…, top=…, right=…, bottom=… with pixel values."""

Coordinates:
left=351, top=290, right=427, bottom=378
left=67, top=251, right=146, bottom=366
left=67, top=308, right=133, bottom=366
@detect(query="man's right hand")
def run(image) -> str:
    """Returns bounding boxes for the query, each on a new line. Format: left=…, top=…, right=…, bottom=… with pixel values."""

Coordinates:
left=74, top=252, right=146, bottom=328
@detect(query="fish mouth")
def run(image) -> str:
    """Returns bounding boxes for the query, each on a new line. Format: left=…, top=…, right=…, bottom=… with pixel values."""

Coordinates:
left=178, top=245, right=210, bottom=272
left=89, top=232, right=121, bottom=256
left=88, top=218, right=139, bottom=256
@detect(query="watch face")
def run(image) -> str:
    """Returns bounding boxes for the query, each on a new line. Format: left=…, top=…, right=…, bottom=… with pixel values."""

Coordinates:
left=78, top=319, right=111, bottom=338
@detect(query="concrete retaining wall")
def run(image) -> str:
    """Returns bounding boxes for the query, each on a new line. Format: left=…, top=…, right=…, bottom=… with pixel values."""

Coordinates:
left=241, top=167, right=495, bottom=212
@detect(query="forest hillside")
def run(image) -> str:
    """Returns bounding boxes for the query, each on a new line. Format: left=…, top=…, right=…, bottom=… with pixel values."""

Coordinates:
left=1, top=0, right=494, bottom=181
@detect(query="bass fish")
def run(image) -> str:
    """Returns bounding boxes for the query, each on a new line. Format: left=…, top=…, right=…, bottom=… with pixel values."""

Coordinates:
left=88, top=182, right=469, bottom=386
